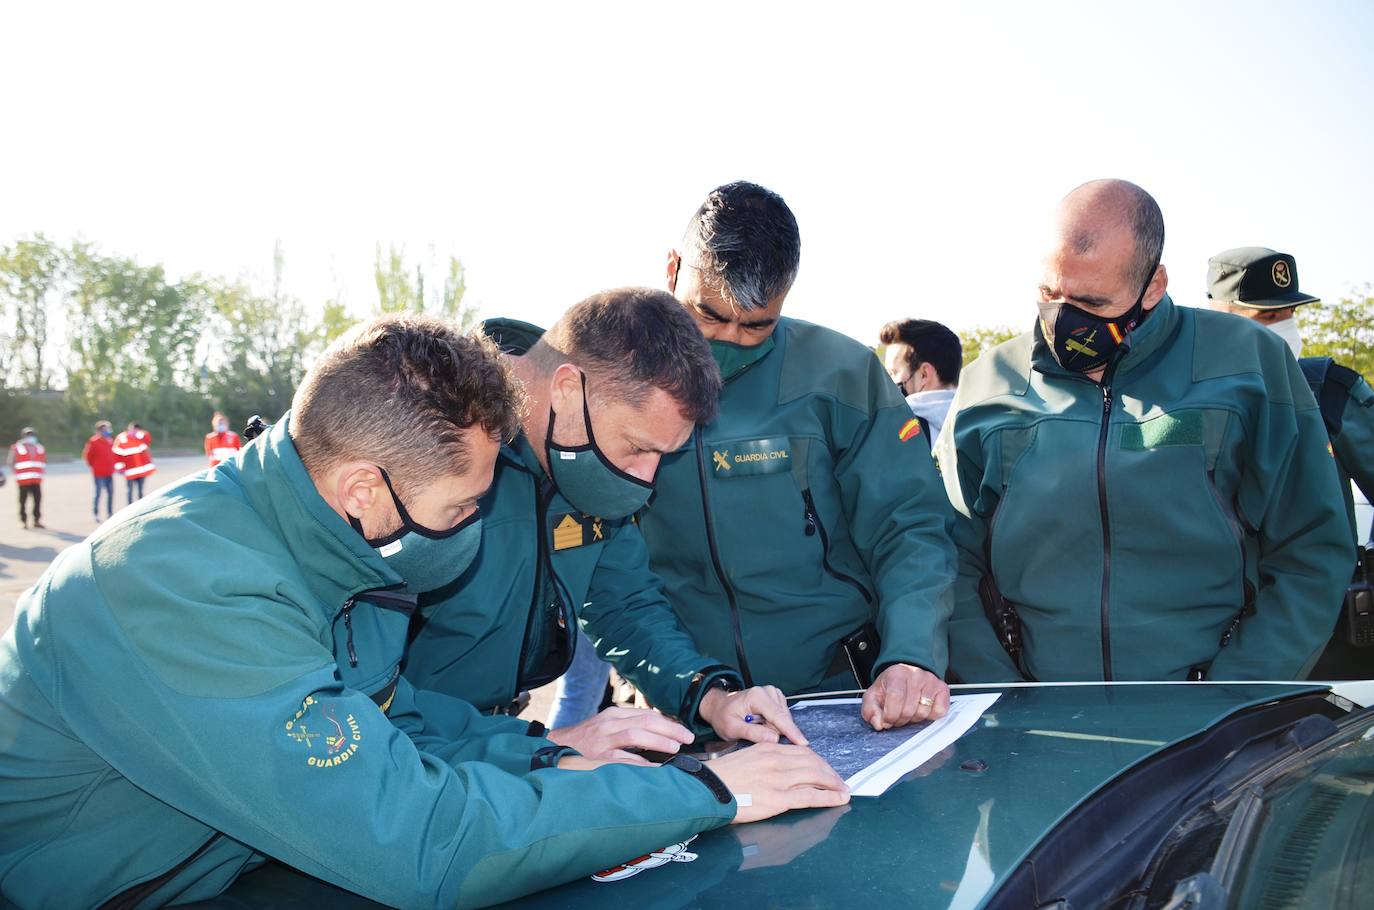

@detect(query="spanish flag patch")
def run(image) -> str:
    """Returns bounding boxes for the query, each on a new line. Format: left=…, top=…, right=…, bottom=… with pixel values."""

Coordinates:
left=899, top=418, right=923, bottom=442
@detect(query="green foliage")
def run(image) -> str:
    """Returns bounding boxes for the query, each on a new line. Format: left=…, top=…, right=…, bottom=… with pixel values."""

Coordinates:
left=0, top=234, right=65, bottom=389
left=960, top=325, right=1021, bottom=366
left=0, top=237, right=477, bottom=453
left=1297, top=288, right=1374, bottom=379
left=373, top=244, right=478, bottom=329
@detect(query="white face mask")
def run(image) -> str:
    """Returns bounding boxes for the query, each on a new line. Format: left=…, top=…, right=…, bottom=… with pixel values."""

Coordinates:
left=1267, top=317, right=1303, bottom=358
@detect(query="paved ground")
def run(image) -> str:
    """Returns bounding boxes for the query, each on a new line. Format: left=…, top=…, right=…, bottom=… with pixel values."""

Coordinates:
left=0, top=456, right=556, bottom=723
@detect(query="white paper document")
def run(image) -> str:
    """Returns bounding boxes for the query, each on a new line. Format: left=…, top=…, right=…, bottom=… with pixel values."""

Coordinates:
left=790, top=692, right=1000, bottom=797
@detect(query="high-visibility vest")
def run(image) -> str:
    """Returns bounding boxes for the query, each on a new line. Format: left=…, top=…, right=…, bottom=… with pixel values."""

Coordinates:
left=113, top=430, right=157, bottom=479
left=10, top=442, right=46, bottom=486
left=204, top=431, right=242, bottom=467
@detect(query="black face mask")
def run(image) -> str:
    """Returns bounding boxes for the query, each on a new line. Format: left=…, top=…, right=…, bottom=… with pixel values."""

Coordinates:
left=1037, top=263, right=1158, bottom=373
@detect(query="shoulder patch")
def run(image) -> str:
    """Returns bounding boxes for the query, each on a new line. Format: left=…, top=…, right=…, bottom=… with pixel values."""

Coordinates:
left=284, top=694, right=364, bottom=768
left=899, top=418, right=923, bottom=442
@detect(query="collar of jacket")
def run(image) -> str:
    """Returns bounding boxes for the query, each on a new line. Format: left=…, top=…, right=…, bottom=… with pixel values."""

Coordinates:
left=1031, top=294, right=1181, bottom=382
left=234, top=413, right=404, bottom=609
left=501, top=430, right=546, bottom=479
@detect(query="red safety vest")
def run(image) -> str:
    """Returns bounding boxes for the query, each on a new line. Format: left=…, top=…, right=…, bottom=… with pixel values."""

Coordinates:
left=204, top=430, right=242, bottom=467
left=113, top=429, right=157, bottom=479
left=10, top=441, right=46, bottom=486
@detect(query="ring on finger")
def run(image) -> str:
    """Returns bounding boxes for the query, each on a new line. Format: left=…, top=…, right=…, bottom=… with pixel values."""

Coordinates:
left=918, top=695, right=935, bottom=707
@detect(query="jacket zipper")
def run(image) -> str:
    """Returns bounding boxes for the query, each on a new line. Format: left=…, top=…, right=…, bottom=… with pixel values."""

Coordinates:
left=1206, top=471, right=1255, bottom=648
left=1095, top=372, right=1116, bottom=681
left=802, top=489, right=873, bottom=603
left=514, top=478, right=575, bottom=692
left=341, top=598, right=358, bottom=668
left=694, top=427, right=754, bottom=687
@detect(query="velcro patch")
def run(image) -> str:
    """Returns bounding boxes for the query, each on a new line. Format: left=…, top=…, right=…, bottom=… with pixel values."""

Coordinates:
left=1120, top=410, right=1204, bottom=449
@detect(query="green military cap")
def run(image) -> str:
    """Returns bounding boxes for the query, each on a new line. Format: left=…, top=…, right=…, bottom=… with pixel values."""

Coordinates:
left=1206, top=247, right=1319, bottom=310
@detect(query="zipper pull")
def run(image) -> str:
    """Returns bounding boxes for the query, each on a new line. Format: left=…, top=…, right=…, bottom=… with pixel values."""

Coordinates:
left=342, top=598, right=358, bottom=668
left=1219, top=610, right=1244, bottom=648
left=803, top=492, right=818, bottom=537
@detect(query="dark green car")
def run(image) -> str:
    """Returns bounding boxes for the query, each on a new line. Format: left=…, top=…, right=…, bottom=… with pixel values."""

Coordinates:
left=191, top=681, right=1374, bottom=909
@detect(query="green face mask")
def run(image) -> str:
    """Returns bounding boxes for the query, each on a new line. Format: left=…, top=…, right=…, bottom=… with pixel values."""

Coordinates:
left=545, top=372, right=654, bottom=520
left=710, top=336, right=775, bottom=382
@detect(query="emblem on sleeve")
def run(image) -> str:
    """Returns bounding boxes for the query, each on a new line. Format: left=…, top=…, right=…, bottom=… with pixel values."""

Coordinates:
left=283, top=695, right=363, bottom=768
left=591, top=836, right=699, bottom=882
left=899, top=418, right=923, bottom=442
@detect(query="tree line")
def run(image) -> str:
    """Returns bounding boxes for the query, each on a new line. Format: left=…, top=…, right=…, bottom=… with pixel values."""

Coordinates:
left=0, top=236, right=477, bottom=455
left=3, top=233, right=1369, bottom=456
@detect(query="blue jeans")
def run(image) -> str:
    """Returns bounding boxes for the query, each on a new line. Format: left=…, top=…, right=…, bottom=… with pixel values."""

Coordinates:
left=93, top=475, right=114, bottom=518
left=548, top=629, right=611, bottom=729
left=126, top=476, right=145, bottom=504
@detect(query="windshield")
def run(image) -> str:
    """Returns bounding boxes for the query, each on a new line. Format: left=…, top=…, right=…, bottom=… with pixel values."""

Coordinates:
left=1139, top=713, right=1374, bottom=909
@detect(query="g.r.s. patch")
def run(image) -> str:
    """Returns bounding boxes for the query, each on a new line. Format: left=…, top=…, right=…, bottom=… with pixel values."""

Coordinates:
left=283, top=694, right=363, bottom=768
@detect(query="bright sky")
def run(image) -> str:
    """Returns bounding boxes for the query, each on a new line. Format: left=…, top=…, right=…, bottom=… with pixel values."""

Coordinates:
left=3, top=1, right=1373, bottom=349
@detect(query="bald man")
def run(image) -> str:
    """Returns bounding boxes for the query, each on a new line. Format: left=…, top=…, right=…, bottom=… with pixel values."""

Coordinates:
left=936, top=179, right=1351, bottom=683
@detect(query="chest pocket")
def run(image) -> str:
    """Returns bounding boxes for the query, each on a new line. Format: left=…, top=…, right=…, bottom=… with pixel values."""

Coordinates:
left=333, top=593, right=416, bottom=714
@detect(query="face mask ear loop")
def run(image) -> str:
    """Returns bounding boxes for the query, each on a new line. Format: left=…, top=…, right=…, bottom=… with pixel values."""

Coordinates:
left=377, top=466, right=465, bottom=540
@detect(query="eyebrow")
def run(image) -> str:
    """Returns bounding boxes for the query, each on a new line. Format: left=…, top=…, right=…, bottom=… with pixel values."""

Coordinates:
left=461, top=483, right=493, bottom=506
left=692, top=299, right=777, bottom=331
left=629, top=436, right=674, bottom=456
left=1040, top=285, right=1115, bottom=309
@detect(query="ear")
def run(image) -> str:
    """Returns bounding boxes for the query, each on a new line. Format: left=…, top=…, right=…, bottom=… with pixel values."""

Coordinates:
left=918, top=361, right=939, bottom=387
left=666, top=249, right=681, bottom=294
left=1143, top=264, right=1169, bottom=311
left=336, top=462, right=384, bottom=521
left=548, top=363, right=584, bottom=415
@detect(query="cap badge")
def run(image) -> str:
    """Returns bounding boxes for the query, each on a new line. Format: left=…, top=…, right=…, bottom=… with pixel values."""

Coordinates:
left=1272, top=260, right=1292, bottom=288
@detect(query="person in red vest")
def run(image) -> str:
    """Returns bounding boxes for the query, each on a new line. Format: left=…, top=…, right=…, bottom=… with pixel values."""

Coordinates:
left=204, top=411, right=241, bottom=467
left=8, top=426, right=46, bottom=529
left=82, top=419, right=118, bottom=521
left=113, top=422, right=156, bottom=504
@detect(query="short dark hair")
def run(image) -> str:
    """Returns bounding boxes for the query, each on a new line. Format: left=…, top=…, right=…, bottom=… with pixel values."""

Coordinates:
left=292, top=314, right=524, bottom=494
left=1123, top=184, right=1165, bottom=290
left=527, top=287, right=721, bottom=423
left=682, top=181, right=800, bottom=312
left=879, top=319, right=963, bottom=386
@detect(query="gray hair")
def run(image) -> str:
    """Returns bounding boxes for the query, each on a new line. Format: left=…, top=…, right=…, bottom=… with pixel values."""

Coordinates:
left=682, top=181, right=801, bottom=312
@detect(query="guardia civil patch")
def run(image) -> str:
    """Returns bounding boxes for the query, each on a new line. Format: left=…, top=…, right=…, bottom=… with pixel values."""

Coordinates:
left=710, top=438, right=792, bottom=477
left=283, top=694, right=363, bottom=768
left=899, top=418, right=923, bottom=442
left=592, top=836, right=699, bottom=882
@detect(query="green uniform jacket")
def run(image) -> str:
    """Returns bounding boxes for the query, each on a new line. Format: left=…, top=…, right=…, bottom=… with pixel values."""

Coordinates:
left=938, top=297, right=1353, bottom=682
left=404, top=435, right=742, bottom=727
left=638, top=316, right=957, bottom=695
left=1300, top=356, right=1374, bottom=545
left=0, top=418, right=734, bottom=909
